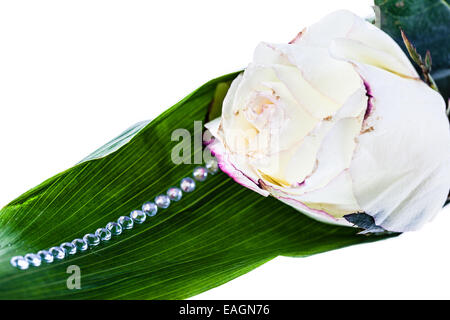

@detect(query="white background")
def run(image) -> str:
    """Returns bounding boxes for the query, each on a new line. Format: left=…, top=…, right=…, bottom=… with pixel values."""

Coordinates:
left=1, top=0, right=449, bottom=299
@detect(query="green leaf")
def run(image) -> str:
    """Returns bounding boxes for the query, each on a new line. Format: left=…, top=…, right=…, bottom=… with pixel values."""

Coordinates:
left=0, top=72, right=395, bottom=299
left=375, top=0, right=450, bottom=100
left=207, top=80, right=234, bottom=122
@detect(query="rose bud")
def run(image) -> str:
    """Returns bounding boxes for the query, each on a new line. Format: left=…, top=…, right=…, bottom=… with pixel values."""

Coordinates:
left=205, top=10, right=450, bottom=232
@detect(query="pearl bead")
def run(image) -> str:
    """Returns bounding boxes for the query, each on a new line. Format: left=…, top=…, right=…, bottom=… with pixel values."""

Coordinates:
left=10, top=256, right=29, bottom=270
left=167, top=187, right=182, bottom=201
left=130, top=210, right=146, bottom=224
left=155, top=195, right=170, bottom=209
left=193, top=167, right=208, bottom=181
left=60, top=242, right=77, bottom=255
left=180, top=177, right=196, bottom=192
left=142, top=202, right=158, bottom=217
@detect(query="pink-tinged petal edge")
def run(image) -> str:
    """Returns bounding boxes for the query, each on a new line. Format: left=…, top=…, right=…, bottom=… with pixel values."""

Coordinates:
left=277, top=196, right=340, bottom=221
left=288, top=28, right=306, bottom=44
left=277, top=196, right=353, bottom=227
left=362, top=79, right=373, bottom=120
left=207, top=140, right=270, bottom=197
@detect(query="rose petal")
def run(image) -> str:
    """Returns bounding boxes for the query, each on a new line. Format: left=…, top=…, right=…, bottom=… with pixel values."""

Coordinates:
left=207, top=139, right=270, bottom=197
left=348, top=63, right=450, bottom=232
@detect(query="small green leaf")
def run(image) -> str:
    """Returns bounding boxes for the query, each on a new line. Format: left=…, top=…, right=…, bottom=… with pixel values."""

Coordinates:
left=425, top=50, right=433, bottom=72
left=400, top=29, right=439, bottom=92
left=400, top=29, right=422, bottom=66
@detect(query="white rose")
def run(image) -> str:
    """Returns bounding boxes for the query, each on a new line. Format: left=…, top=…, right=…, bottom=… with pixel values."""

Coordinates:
left=205, top=10, right=450, bottom=232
